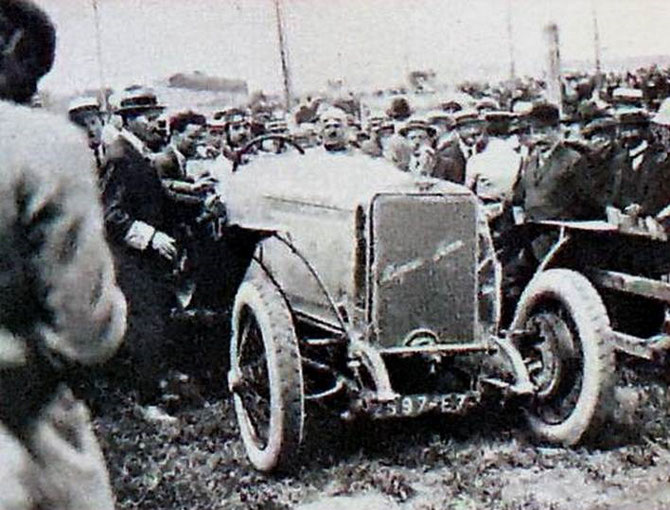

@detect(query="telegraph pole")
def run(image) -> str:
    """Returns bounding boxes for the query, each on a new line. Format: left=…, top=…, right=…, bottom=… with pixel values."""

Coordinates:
left=506, top=0, right=516, bottom=80
left=544, top=22, right=562, bottom=112
left=591, top=0, right=602, bottom=85
left=91, top=0, right=107, bottom=110
left=274, top=0, right=293, bottom=111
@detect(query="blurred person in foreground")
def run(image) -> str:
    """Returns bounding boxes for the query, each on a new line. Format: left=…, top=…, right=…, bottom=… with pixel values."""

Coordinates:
left=0, top=1, right=127, bottom=508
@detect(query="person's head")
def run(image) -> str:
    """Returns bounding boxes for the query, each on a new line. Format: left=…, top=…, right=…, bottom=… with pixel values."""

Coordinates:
left=0, top=0, right=56, bottom=104
left=169, top=111, right=206, bottom=158
left=207, top=118, right=225, bottom=150
left=526, top=102, right=560, bottom=141
left=484, top=111, right=515, bottom=138
left=221, top=107, right=251, bottom=147
left=616, top=108, right=649, bottom=149
left=399, top=117, right=436, bottom=153
left=581, top=117, right=617, bottom=151
left=111, top=88, right=166, bottom=151
left=651, top=99, right=670, bottom=148
left=386, top=96, right=412, bottom=121
left=319, top=107, right=348, bottom=150
left=426, top=110, right=454, bottom=138
left=68, top=96, right=103, bottom=149
left=454, top=111, right=485, bottom=148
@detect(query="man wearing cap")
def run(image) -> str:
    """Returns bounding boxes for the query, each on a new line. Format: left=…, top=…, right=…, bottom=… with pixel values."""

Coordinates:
left=399, top=116, right=438, bottom=177
left=614, top=108, right=651, bottom=208
left=100, top=87, right=178, bottom=408
left=360, top=111, right=395, bottom=159
left=513, top=102, right=596, bottom=221
left=218, top=107, right=253, bottom=161
left=573, top=115, right=627, bottom=218
left=262, top=114, right=291, bottom=154
left=435, top=110, right=482, bottom=185
left=465, top=111, right=522, bottom=203
left=68, top=95, right=105, bottom=166
left=624, top=99, right=670, bottom=220
left=0, top=1, right=126, bottom=509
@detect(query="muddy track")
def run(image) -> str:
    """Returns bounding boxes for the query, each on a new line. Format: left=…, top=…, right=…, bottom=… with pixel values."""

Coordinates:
left=84, top=354, right=670, bottom=510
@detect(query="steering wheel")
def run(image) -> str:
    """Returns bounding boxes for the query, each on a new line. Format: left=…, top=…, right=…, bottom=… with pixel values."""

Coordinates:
left=232, top=134, right=305, bottom=173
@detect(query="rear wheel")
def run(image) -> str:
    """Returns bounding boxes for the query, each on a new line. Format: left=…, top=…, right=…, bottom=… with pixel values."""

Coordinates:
left=510, top=268, right=615, bottom=446
left=229, top=271, right=304, bottom=472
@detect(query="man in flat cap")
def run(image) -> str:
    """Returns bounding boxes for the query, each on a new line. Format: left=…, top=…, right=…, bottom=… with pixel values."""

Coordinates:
left=217, top=107, right=253, bottom=161
left=0, top=1, right=127, bottom=508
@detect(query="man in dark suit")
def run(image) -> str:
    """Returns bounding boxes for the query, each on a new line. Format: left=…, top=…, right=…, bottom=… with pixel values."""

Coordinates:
left=154, top=111, right=224, bottom=314
left=154, top=110, right=216, bottom=230
left=99, top=88, right=178, bottom=408
left=626, top=100, right=670, bottom=220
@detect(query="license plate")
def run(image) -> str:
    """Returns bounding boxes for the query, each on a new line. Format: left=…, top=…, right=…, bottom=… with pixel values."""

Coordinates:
left=370, top=392, right=479, bottom=419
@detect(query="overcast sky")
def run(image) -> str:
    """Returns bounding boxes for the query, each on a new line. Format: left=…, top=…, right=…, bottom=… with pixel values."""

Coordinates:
left=35, top=0, right=670, bottom=96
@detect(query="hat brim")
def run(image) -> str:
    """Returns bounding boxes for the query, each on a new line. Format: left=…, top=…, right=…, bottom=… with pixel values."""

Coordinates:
left=117, top=104, right=165, bottom=116
left=398, top=124, right=437, bottom=137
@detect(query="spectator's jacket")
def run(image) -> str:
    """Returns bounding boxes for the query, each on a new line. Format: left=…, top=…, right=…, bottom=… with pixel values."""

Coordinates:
left=629, top=142, right=670, bottom=217
left=515, top=140, right=592, bottom=221
left=154, top=146, right=201, bottom=205
left=99, top=130, right=168, bottom=252
left=153, top=145, right=206, bottom=237
left=435, top=138, right=466, bottom=185
left=0, top=101, right=126, bottom=369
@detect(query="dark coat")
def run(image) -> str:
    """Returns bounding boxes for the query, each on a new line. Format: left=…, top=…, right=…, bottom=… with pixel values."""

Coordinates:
left=434, top=140, right=466, bottom=184
left=98, top=133, right=173, bottom=400
left=99, top=135, right=168, bottom=245
left=630, top=143, right=670, bottom=216
left=153, top=147, right=204, bottom=237
left=517, top=141, right=592, bottom=221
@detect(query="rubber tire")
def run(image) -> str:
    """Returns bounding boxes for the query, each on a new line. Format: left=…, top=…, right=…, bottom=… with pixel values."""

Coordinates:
left=510, top=268, right=615, bottom=446
left=230, top=272, right=304, bottom=472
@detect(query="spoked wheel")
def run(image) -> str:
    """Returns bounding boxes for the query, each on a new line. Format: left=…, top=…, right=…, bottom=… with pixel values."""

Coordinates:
left=510, top=269, right=615, bottom=446
left=228, top=271, right=304, bottom=472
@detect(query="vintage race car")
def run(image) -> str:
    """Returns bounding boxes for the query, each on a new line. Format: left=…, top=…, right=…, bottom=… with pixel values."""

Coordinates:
left=218, top=136, right=611, bottom=472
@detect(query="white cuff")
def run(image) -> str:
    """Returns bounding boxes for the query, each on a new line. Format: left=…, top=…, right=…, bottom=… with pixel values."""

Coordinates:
left=124, top=221, right=156, bottom=251
left=0, top=328, right=27, bottom=368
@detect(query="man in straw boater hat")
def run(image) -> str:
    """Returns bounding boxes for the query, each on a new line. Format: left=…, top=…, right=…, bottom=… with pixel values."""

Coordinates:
left=0, top=1, right=127, bottom=508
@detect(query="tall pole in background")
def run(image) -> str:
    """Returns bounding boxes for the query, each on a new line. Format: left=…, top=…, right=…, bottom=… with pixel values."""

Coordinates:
left=544, top=22, right=562, bottom=112
left=274, top=0, right=293, bottom=111
left=91, top=0, right=107, bottom=110
left=591, top=0, right=603, bottom=86
left=506, top=0, right=516, bottom=81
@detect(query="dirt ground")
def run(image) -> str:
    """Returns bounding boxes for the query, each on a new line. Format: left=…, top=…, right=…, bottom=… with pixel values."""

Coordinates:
left=84, top=340, right=670, bottom=510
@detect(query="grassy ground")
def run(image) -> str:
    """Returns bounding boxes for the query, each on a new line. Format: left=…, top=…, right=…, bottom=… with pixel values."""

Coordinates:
left=86, top=346, right=670, bottom=509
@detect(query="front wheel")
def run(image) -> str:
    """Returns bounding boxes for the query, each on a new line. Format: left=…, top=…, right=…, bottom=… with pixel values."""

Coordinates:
left=510, top=268, right=615, bottom=446
left=229, top=271, right=304, bottom=472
